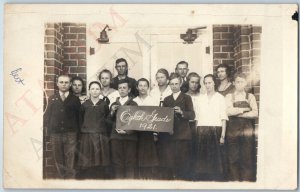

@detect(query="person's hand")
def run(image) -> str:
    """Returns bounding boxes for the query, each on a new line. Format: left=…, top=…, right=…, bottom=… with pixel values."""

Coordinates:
left=220, top=136, right=225, bottom=145
left=153, top=135, right=158, bottom=142
left=116, top=128, right=126, bottom=134
left=111, top=104, right=119, bottom=112
left=174, top=106, right=183, bottom=115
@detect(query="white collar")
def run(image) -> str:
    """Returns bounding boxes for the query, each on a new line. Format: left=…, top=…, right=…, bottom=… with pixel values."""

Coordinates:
left=173, top=91, right=181, bottom=100
left=119, top=96, right=129, bottom=105
left=59, top=91, right=69, bottom=98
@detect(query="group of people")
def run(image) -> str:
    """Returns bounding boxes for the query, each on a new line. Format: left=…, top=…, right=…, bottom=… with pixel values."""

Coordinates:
left=44, top=58, right=258, bottom=182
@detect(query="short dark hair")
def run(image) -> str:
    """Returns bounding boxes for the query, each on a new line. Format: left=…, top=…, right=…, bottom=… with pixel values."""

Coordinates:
left=187, top=72, right=201, bottom=93
left=233, top=72, right=247, bottom=81
left=57, top=74, right=71, bottom=83
left=203, top=74, right=218, bottom=90
left=169, top=72, right=182, bottom=83
left=156, top=68, right=169, bottom=79
left=137, top=78, right=150, bottom=88
left=117, top=79, right=131, bottom=89
left=99, top=69, right=113, bottom=80
left=176, top=61, right=189, bottom=69
left=216, top=64, right=231, bottom=77
left=115, top=58, right=128, bottom=67
left=70, top=76, right=86, bottom=94
left=88, top=81, right=101, bottom=90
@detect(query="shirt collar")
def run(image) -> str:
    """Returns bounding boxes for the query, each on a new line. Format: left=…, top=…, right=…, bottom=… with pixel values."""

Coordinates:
left=119, top=96, right=129, bottom=105
left=234, top=90, right=246, bottom=96
left=59, top=91, right=69, bottom=98
left=173, top=91, right=181, bottom=100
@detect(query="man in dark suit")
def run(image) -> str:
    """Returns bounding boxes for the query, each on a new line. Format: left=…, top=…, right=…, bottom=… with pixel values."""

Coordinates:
left=110, top=58, right=138, bottom=97
left=175, top=61, right=189, bottom=93
left=44, top=74, right=81, bottom=179
left=158, top=73, right=195, bottom=180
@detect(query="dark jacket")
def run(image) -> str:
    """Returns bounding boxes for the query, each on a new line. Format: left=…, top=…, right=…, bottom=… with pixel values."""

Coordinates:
left=180, top=80, right=189, bottom=93
left=80, top=99, right=109, bottom=134
left=110, top=76, right=138, bottom=97
left=109, top=97, right=138, bottom=140
left=159, top=92, right=195, bottom=140
left=44, top=92, right=81, bottom=134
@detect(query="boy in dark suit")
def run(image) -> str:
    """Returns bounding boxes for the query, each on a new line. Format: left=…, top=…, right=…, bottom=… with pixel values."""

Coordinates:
left=158, top=72, right=195, bottom=180
left=109, top=79, right=138, bottom=179
left=44, top=75, right=81, bottom=179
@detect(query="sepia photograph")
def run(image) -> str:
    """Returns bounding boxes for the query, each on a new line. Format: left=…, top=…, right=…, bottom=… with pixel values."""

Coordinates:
left=3, top=4, right=298, bottom=189
left=43, top=22, right=261, bottom=182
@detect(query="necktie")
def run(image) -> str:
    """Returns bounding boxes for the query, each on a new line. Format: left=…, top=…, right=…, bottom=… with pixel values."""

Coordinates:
left=61, top=94, right=66, bottom=101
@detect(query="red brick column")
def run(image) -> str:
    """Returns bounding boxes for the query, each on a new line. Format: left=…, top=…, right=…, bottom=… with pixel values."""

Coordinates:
left=62, top=23, right=87, bottom=83
left=43, top=23, right=87, bottom=179
left=43, top=23, right=64, bottom=178
left=213, top=25, right=235, bottom=75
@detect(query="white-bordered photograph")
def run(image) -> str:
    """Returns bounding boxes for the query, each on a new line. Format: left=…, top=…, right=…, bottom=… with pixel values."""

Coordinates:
left=3, top=4, right=298, bottom=189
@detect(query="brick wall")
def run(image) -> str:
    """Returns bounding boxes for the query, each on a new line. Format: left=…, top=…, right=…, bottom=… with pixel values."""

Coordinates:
left=213, top=25, right=235, bottom=76
left=62, top=23, right=87, bottom=85
left=43, top=23, right=87, bottom=179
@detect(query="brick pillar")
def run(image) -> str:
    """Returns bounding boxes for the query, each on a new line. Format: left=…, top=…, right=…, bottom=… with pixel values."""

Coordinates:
left=43, top=22, right=87, bottom=179
left=43, top=23, right=64, bottom=179
left=213, top=25, right=235, bottom=76
left=62, top=23, right=87, bottom=84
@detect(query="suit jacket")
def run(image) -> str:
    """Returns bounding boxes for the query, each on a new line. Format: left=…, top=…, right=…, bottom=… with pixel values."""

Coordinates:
left=159, top=92, right=195, bottom=140
left=180, top=80, right=189, bottom=93
left=110, top=76, right=138, bottom=97
left=109, top=97, right=138, bottom=140
left=44, top=92, right=81, bottom=134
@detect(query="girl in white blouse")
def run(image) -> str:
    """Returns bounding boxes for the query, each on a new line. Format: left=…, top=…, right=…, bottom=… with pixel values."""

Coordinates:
left=194, top=74, right=228, bottom=181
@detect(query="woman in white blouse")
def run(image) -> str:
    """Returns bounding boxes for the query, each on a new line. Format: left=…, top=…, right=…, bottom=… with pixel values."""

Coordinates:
left=150, top=68, right=172, bottom=107
left=194, top=74, right=228, bottom=181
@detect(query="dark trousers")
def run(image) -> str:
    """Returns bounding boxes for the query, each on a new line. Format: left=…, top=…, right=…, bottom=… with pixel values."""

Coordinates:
left=227, top=135, right=256, bottom=181
left=50, top=132, right=77, bottom=179
left=111, top=139, right=137, bottom=179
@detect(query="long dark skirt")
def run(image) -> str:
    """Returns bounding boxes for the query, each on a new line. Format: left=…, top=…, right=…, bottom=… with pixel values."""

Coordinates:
left=78, top=133, right=110, bottom=168
left=158, top=140, right=191, bottom=180
left=137, top=132, right=159, bottom=179
left=194, top=126, right=224, bottom=181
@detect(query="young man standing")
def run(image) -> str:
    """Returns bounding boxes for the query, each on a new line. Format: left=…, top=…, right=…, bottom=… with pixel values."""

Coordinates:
left=44, top=75, right=81, bottom=179
left=110, top=58, right=138, bottom=97
left=175, top=61, right=190, bottom=93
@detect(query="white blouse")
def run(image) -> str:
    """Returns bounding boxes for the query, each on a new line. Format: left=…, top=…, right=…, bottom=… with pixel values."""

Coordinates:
left=99, top=89, right=120, bottom=107
left=195, top=92, right=228, bottom=127
left=149, top=86, right=172, bottom=106
left=133, top=95, right=156, bottom=106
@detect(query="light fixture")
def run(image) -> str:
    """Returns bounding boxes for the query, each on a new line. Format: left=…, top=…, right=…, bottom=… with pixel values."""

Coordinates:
left=180, top=26, right=207, bottom=44
left=97, top=25, right=112, bottom=43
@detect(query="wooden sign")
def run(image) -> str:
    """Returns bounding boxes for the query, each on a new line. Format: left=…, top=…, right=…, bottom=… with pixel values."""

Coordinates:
left=116, top=106, right=174, bottom=133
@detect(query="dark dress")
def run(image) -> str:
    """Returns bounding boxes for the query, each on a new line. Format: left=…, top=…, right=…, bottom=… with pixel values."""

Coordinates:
left=78, top=99, right=110, bottom=168
left=158, top=92, right=195, bottom=180
left=227, top=93, right=257, bottom=181
left=218, top=83, right=235, bottom=96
